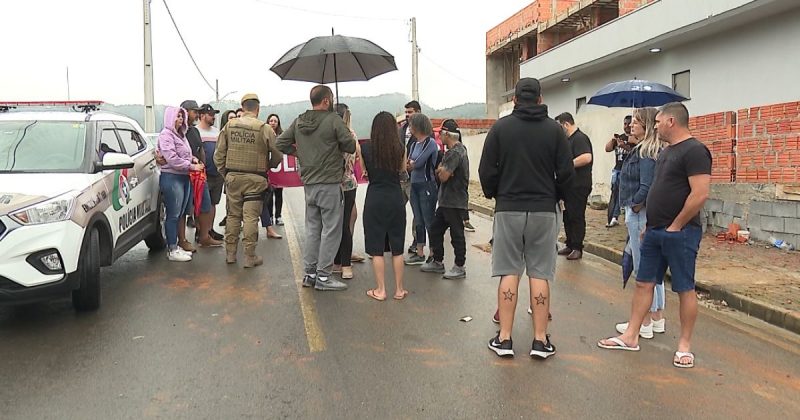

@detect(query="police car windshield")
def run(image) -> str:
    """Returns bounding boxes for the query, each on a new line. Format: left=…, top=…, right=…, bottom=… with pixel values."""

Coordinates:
left=0, top=121, right=87, bottom=173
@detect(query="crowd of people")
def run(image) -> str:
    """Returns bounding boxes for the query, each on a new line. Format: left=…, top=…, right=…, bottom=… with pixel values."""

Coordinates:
left=155, top=77, right=711, bottom=369
left=479, top=78, right=711, bottom=368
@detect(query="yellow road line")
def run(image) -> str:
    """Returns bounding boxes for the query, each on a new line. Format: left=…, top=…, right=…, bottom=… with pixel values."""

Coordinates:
left=283, top=202, right=327, bottom=353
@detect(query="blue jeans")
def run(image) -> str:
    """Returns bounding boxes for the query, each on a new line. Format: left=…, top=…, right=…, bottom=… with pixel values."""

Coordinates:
left=608, top=169, right=621, bottom=222
left=160, top=172, right=191, bottom=247
left=260, top=195, right=272, bottom=227
left=625, top=207, right=664, bottom=312
left=410, top=181, right=437, bottom=247
left=637, top=223, right=703, bottom=293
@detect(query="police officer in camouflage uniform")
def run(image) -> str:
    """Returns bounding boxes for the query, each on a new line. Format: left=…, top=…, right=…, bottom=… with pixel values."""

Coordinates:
left=214, top=93, right=282, bottom=267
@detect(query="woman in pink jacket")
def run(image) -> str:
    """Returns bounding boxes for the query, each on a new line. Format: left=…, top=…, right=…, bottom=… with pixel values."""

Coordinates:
left=158, top=107, right=203, bottom=262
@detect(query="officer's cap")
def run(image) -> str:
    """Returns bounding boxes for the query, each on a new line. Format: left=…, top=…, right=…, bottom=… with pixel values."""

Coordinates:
left=241, top=93, right=260, bottom=105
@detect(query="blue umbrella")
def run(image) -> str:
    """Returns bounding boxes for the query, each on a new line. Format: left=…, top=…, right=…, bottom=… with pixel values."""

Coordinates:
left=588, top=79, right=688, bottom=108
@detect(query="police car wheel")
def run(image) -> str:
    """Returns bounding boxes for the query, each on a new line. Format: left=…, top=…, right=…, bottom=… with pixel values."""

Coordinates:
left=145, top=196, right=167, bottom=251
left=71, top=228, right=101, bottom=311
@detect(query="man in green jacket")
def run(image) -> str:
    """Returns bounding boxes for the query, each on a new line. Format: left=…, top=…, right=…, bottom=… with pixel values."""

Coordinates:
left=277, top=85, right=356, bottom=291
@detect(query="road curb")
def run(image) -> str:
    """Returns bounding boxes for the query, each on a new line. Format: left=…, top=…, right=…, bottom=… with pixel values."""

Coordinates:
left=470, top=201, right=800, bottom=335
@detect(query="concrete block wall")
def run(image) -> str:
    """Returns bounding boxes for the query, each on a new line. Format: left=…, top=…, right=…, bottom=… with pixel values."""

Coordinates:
left=704, top=184, right=800, bottom=248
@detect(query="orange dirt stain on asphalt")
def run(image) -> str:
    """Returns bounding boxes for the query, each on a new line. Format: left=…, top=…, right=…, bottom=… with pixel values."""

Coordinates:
left=407, top=347, right=446, bottom=356
left=167, top=278, right=192, bottom=290
left=638, top=373, right=690, bottom=386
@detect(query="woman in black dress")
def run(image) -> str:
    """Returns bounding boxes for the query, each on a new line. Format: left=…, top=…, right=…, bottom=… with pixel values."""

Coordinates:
left=362, top=112, right=408, bottom=301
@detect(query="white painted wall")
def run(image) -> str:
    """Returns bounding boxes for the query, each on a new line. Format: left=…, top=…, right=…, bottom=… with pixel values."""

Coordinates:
left=518, top=4, right=800, bottom=200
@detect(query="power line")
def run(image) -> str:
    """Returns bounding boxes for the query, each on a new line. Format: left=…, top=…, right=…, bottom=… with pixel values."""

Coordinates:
left=419, top=51, right=482, bottom=90
left=249, top=0, right=406, bottom=22
left=161, top=0, right=215, bottom=93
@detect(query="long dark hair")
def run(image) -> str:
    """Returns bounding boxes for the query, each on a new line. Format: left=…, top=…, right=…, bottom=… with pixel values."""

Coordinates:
left=370, top=111, right=403, bottom=172
left=266, top=113, right=283, bottom=135
left=221, top=110, right=236, bottom=129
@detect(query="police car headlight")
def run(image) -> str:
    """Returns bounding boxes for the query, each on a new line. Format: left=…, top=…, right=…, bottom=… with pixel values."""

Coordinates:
left=11, top=192, right=77, bottom=225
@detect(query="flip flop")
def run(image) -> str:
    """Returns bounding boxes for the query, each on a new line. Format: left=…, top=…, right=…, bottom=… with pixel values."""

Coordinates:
left=597, top=337, right=640, bottom=351
left=393, top=290, right=409, bottom=300
left=673, top=351, right=695, bottom=368
left=366, top=289, right=386, bottom=301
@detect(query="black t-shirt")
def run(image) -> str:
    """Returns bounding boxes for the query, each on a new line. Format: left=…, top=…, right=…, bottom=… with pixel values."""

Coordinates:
left=646, top=138, right=712, bottom=228
left=438, top=142, right=469, bottom=209
left=186, top=126, right=204, bottom=160
left=569, top=129, right=593, bottom=187
left=613, top=144, right=629, bottom=170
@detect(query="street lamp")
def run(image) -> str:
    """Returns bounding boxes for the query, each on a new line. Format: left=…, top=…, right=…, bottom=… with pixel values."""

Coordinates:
left=218, top=91, right=238, bottom=102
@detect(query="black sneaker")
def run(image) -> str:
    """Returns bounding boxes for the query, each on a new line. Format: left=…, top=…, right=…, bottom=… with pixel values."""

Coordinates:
left=530, top=335, right=556, bottom=359
left=209, top=229, right=224, bottom=241
left=302, top=274, right=316, bottom=288
left=488, top=334, right=514, bottom=357
left=407, top=244, right=416, bottom=254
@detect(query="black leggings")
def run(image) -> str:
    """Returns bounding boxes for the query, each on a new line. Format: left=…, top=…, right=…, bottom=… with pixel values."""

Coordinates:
left=335, top=188, right=357, bottom=266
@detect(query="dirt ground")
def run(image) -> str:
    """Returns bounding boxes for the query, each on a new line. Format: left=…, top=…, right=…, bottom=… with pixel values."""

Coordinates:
left=468, top=181, right=799, bottom=312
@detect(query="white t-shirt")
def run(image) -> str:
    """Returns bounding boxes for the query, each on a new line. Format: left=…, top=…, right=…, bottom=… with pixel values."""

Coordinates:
left=197, top=125, right=219, bottom=142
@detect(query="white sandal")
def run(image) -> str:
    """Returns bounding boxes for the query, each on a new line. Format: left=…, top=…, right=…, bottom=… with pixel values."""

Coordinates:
left=673, top=351, right=695, bottom=368
left=597, top=337, right=640, bottom=351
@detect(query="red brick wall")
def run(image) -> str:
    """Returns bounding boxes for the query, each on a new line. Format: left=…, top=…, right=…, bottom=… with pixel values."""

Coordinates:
left=690, top=111, right=736, bottom=183
left=687, top=101, right=800, bottom=185
left=486, top=2, right=540, bottom=51
left=430, top=119, right=496, bottom=130
left=736, top=102, right=800, bottom=184
left=486, top=0, right=579, bottom=52
left=619, top=0, right=657, bottom=16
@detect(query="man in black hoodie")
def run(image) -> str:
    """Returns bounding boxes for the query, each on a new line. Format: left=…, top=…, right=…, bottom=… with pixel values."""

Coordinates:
left=479, top=78, right=575, bottom=359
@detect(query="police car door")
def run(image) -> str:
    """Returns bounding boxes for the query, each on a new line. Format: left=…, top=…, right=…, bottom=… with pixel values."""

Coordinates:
left=97, top=122, right=131, bottom=243
left=112, top=122, right=154, bottom=237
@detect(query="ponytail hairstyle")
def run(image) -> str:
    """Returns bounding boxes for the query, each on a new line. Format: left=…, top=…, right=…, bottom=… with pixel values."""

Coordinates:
left=336, top=103, right=352, bottom=129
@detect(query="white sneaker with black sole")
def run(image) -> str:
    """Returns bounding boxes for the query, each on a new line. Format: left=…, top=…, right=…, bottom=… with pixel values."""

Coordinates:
left=530, top=335, right=556, bottom=359
left=488, top=334, right=514, bottom=357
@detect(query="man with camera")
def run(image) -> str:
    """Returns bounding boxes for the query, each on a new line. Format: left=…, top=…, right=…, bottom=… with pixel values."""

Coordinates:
left=604, top=115, right=632, bottom=228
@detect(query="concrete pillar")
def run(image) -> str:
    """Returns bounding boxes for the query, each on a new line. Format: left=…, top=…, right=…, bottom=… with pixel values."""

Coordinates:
left=485, top=54, right=506, bottom=119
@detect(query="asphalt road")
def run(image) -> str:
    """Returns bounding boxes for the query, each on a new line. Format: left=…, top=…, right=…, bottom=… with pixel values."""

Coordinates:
left=2, top=188, right=799, bottom=419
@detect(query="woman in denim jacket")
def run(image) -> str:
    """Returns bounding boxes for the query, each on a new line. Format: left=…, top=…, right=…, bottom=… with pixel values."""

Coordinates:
left=615, top=107, right=667, bottom=338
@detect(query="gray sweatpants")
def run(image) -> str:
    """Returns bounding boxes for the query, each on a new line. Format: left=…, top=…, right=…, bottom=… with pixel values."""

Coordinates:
left=303, top=183, right=344, bottom=278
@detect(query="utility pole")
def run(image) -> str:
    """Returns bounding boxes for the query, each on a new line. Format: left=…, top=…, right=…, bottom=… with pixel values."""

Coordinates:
left=410, top=17, right=419, bottom=101
left=143, top=0, right=156, bottom=133
left=66, top=66, right=70, bottom=101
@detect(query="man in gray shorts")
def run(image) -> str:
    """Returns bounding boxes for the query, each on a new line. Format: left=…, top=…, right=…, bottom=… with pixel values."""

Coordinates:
left=479, top=78, right=575, bottom=359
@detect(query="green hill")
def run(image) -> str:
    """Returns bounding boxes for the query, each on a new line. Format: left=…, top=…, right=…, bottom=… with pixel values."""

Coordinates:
left=104, top=93, right=486, bottom=138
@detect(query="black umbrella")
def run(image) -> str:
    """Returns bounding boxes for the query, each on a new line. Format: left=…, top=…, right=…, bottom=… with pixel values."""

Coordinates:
left=270, top=31, right=398, bottom=103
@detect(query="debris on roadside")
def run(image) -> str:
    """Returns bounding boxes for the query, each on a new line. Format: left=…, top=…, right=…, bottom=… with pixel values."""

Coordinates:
left=460, top=316, right=473, bottom=322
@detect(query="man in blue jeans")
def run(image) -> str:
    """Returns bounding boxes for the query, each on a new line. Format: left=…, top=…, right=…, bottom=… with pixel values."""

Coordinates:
left=598, top=102, right=711, bottom=369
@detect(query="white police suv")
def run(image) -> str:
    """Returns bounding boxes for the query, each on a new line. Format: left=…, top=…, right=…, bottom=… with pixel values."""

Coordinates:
left=0, top=101, right=165, bottom=310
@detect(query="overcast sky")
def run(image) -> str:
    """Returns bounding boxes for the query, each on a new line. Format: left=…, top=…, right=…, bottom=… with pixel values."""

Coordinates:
left=2, top=0, right=528, bottom=109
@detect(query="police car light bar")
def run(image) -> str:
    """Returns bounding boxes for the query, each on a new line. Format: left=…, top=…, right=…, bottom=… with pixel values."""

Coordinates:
left=0, top=100, right=104, bottom=113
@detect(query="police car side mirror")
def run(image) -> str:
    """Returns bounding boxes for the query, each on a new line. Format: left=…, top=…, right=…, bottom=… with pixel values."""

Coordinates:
left=95, top=152, right=135, bottom=173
